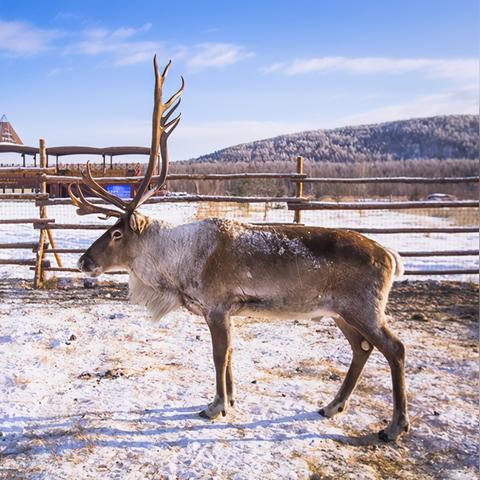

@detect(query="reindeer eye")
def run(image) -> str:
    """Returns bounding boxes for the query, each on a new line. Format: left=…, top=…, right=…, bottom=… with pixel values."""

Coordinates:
left=111, top=229, right=123, bottom=240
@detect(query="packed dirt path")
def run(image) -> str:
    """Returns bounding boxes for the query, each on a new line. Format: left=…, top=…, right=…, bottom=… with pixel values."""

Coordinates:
left=0, top=279, right=478, bottom=479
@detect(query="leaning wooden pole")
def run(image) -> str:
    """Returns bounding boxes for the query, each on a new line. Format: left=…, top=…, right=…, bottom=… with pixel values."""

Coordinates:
left=46, top=229, right=63, bottom=268
left=293, top=156, right=304, bottom=224
left=33, top=139, right=48, bottom=288
left=46, top=154, right=62, bottom=268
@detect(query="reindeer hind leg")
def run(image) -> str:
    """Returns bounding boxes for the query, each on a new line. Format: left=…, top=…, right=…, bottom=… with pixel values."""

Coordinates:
left=319, top=316, right=373, bottom=418
left=343, top=309, right=409, bottom=442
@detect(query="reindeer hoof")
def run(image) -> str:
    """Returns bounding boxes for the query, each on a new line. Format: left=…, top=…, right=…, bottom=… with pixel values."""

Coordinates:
left=378, top=429, right=392, bottom=442
left=222, top=410, right=226, bottom=417
left=230, top=400, right=235, bottom=407
left=199, top=410, right=210, bottom=419
left=318, top=408, right=326, bottom=417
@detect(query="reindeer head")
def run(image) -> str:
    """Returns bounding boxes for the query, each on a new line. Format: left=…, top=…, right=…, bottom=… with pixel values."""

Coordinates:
left=68, top=56, right=184, bottom=276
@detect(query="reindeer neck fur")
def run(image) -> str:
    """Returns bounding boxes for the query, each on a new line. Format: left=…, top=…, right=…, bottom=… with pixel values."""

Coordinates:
left=127, top=217, right=216, bottom=321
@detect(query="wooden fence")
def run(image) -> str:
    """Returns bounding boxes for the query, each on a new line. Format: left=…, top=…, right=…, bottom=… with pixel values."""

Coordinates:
left=0, top=141, right=478, bottom=287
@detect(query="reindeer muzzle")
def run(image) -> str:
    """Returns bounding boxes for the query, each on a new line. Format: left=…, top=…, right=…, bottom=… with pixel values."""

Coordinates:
left=78, top=254, right=101, bottom=276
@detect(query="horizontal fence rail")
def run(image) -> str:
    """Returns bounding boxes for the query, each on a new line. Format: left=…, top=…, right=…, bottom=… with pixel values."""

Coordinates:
left=0, top=242, right=41, bottom=250
left=45, top=172, right=307, bottom=184
left=0, top=193, right=49, bottom=201
left=36, top=196, right=480, bottom=209
left=0, top=218, right=54, bottom=225
left=34, top=223, right=110, bottom=230
left=336, top=227, right=478, bottom=234
left=39, top=267, right=478, bottom=276
left=0, top=258, right=50, bottom=267
left=293, top=176, right=479, bottom=184
left=288, top=200, right=479, bottom=210
left=398, top=250, right=478, bottom=257
left=32, top=223, right=479, bottom=234
left=0, top=167, right=57, bottom=175
left=36, top=267, right=127, bottom=274
left=37, top=195, right=301, bottom=206
left=404, top=268, right=479, bottom=275
left=41, top=248, right=478, bottom=257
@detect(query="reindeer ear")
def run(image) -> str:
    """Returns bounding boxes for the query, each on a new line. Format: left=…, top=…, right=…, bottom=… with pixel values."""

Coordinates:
left=129, top=212, right=150, bottom=234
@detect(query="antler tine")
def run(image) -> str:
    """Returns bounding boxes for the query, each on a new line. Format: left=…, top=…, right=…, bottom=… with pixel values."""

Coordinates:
left=164, top=76, right=185, bottom=110
left=160, top=59, right=172, bottom=80
left=162, top=98, right=181, bottom=125
left=136, top=112, right=182, bottom=206
left=68, top=183, right=123, bottom=219
left=81, top=162, right=128, bottom=211
left=127, top=56, right=184, bottom=213
left=164, top=113, right=181, bottom=132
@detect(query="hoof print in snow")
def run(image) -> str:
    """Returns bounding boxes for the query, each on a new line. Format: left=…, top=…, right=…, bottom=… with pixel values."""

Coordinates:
left=77, top=369, right=125, bottom=381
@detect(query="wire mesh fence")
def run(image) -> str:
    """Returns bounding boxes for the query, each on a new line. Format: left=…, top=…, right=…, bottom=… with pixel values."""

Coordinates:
left=0, top=146, right=478, bottom=283
left=0, top=198, right=477, bottom=281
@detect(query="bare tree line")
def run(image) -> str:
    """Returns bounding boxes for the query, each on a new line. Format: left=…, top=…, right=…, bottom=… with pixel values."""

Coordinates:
left=169, top=158, right=478, bottom=199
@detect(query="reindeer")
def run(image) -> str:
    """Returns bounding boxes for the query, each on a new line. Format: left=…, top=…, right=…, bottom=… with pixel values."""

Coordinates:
left=68, top=56, right=409, bottom=442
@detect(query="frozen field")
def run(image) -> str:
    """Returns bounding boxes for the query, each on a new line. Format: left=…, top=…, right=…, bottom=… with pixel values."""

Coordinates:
left=0, top=280, right=478, bottom=479
left=0, top=200, right=478, bottom=282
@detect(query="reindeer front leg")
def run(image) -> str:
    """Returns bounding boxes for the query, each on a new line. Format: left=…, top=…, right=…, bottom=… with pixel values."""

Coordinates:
left=226, top=353, right=236, bottom=407
left=199, top=309, right=232, bottom=419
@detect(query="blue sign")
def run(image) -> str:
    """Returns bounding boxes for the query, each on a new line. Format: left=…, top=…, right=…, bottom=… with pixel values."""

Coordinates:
left=105, top=184, right=131, bottom=199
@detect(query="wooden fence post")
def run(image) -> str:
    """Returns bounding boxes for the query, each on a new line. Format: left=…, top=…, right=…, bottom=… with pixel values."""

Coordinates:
left=34, top=139, right=48, bottom=287
left=293, top=156, right=304, bottom=224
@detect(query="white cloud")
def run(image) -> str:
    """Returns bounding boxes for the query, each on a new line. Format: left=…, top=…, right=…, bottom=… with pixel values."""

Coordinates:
left=265, top=56, right=478, bottom=82
left=339, top=85, right=478, bottom=126
left=261, top=62, right=285, bottom=74
left=0, top=20, right=60, bottom=55
left=66, top=28, right=252, bottom=71
left=68, top=24, right=162, bottom=66
left=0, top=19, right=253, bottom=72
left=47, top=66, right=74, bottom=77
left=187, top=43, right=255, bottom=71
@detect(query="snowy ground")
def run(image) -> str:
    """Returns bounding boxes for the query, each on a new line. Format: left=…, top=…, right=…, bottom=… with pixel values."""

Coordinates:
left=0, top=279, right=478, bottom=479
left=0, top=200, right=478, bottom=478
left=0, top=201, right=478, bottom=282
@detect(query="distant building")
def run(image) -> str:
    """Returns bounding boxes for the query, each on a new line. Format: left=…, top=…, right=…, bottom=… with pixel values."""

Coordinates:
left=0, top=115, right=23, bottom=145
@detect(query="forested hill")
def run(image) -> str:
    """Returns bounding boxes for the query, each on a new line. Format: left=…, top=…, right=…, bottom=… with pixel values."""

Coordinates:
left=184, top=115, right=478, bottom=165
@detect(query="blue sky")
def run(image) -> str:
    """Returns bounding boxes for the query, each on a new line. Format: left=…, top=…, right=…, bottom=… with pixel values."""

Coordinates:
left=0, top=0, right=478, bottom=160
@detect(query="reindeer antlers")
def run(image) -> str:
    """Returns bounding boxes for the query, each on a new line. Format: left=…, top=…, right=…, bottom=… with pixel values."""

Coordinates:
left=128, top=58, right=184, bottom=212
left=67, top=183, right=123, bottom=219
left=68, top=56, right=184, bottom=219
